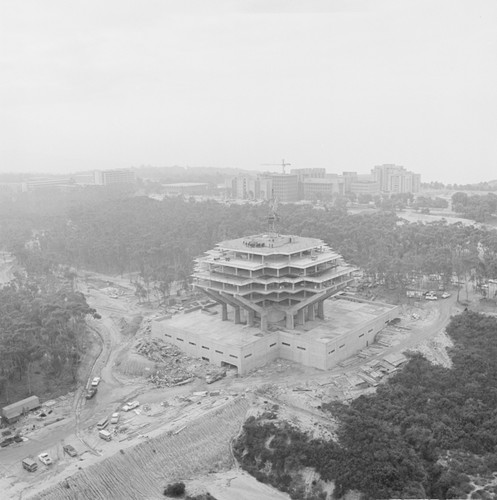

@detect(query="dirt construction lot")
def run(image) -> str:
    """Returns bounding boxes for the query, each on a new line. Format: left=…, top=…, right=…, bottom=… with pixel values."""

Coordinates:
left=0, top=269, right=468, bottom=499
left=32, top=397, right=250, bottom=499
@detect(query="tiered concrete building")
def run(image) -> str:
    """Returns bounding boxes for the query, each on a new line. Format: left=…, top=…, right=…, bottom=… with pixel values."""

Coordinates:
left=152, top=233, right=399, bottom=375
left=193, top=233, right=356, bottom=331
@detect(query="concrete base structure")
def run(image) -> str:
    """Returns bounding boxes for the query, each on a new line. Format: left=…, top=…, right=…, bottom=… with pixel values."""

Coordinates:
left=152, top=296, right=400, bottom=375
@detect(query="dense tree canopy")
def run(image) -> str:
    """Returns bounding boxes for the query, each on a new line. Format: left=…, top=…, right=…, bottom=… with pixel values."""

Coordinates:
left=235, top=311, right=497, bottom=499
left=2, top=192, right=496, bottom=302
left=0, top=274, right=96, bottom=404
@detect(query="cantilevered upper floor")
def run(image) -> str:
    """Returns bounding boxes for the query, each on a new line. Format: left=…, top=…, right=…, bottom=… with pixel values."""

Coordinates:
left=193, top=234, right=356, bottom=304
left=195, top=234, right=345, bottom=271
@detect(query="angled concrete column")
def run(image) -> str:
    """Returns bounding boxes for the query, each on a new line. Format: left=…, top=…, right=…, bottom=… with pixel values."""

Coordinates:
left=222, top=303, right=228, bottom=321
left=286, top=312, right=294, bottom=330
left=234, top=306, right=241, bottom=324
left=260, top=313, right=268, bottom=332
left=247, top=310, right=255, bottom=327
left=297, top=308, right=305, bottom=326
left=317, top=300, right=324, bottom=319
left=308, top=304, right=315, bottom=321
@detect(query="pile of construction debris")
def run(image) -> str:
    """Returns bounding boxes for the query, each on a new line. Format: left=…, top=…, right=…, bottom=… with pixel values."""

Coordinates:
left=134, top=337, right=209, bottom=387
left=134, top=337, right=184, bottom=363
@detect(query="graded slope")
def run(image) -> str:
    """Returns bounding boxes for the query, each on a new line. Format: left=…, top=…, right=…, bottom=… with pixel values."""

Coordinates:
left=32, top=397, right=249, bottom=500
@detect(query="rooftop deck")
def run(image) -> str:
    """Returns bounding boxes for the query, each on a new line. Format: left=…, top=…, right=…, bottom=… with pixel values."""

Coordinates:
left=158, top=297, right=397, bottom=348
left=217, top=234, right=326, bottom=255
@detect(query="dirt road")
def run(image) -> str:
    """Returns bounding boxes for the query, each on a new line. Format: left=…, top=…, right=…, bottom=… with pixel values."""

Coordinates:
left=0, top=269, right=463, bottom=499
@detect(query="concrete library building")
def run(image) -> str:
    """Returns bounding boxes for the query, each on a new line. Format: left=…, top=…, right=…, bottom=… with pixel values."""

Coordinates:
left=152, top=233, right=399, bottom=375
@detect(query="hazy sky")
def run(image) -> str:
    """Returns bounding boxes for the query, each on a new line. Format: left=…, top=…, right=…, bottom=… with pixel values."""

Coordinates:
left=1, top=0, right=496, bottom=183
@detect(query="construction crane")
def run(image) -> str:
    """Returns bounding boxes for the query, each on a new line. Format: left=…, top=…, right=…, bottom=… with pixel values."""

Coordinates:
left=261, top=159, right=291, bottom=175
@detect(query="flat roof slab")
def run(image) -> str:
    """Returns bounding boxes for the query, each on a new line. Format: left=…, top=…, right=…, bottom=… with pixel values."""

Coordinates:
left=158, top=298, right=397, bottom=349
left=217, top=234, right=325, bottom=255
left=297, top=298, right=398, bottom=344
left=161, top=310, right=269, bottom=348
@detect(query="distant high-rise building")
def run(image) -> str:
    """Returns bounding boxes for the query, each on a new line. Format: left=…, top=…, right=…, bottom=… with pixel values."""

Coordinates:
left=371, top=164, right=420, bottom=194
left=228, top=173, right=299, bottom=202
left=25, top=177, right=73, bottom=192
left=0, top=182, right=27, bottom=195
left=303, top=175, right=344, bottom=201
left=291, top=168, right=326, bottom=198
left=94, top=169, right=136, bottom=186
left=342, top=172, right=379, bottom=196
left=262, top=173, right=299, bottom=202
left=228, top=175, right=260, bottom=200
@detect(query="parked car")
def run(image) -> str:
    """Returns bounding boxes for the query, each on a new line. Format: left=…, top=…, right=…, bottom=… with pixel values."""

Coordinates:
left=91, top=377, right=101, bottom=387
left=86, top=387, right=97, bottom=399
left=425, top=294, right=438, bottom=300
left=0, top=438, right=13, bottom=447
left=63, top=445, right=78, bottom=457
left=110, top=412, right=120, bottom=424
left=38, top=453, right=52, bottom=465
left=441, top=292, right=451, bottom=299
left=122, top=401, right=139, bottom=412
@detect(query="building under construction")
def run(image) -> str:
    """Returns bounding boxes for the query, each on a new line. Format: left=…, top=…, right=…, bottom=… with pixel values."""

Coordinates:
left=192, top=233, right=355, bottom=331
left=152, top=232, right=399, bottom=375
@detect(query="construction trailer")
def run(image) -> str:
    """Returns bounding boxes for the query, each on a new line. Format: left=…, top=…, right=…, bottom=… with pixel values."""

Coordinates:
left=1, top=396, right=40, bottom=424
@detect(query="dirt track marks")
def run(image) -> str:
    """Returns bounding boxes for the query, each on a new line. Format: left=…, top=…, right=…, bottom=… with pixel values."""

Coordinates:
left=32, top=397, right=250, bottom=500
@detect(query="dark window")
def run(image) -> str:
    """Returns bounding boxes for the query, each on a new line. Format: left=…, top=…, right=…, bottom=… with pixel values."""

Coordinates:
left=201, top=357, right=209, bottom=362
left=359, top=334, right=364, bottom=338
left=297, top=346, right=306, bottom=351
left=189, top=342, right=196, bottom=346
left=269, top=343, right=277, bottom=348
left=368, top=328, right=373, bottom=333
left=164, top=334, right=171, bottom=338
left=244, top=353, right=252, bottom=358
left=339, top=344, right=345, bottom=348
left=229, top=354, right=238, bottom=359
left=328, top=349, right=335, bottom=354
left=177, top=337, right=184, bottom=342
left=282, top=342, right=290, bottom=347
left=202, top=346, right=210, bottom=350
left=215, top=350, right=223, bottom=354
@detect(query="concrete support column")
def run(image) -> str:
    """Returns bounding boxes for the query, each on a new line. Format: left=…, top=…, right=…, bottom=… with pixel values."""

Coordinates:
left=222, top=303, right=228, bottom=321
left=317, top=300, right=324, bottom=319
left=247, top=310, right=255, bottom=327
left=297, top=308, right=305, bottom=326
left=260, top=314, right=268, bottom=332
left=234, top=306, right=241, bottom=324
left=286, top=312, right=294, bottom=330
left=308, top=304, right=315, bottom=321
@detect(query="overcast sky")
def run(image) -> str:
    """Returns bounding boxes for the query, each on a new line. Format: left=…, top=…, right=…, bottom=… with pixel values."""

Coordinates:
left=1, top=0, right=496, bottom=183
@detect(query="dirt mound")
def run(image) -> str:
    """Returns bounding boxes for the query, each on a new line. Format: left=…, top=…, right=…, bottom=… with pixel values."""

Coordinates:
left=114, top=350, right=156, bottom=377
left=33, top=398, right=250, bottom=500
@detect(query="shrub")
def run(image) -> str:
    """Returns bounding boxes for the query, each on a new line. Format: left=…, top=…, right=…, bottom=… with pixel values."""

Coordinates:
left=164, top=482, right=186, bottom=497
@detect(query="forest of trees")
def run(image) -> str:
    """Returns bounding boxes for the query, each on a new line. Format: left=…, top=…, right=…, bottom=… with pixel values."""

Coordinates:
left=1, top=188, right=497, bottom=406
left=234, top=311, right=497, bottom=499
left=2, top=189, right=497, bottom=305
left=0, top=271, right=97, bottom=404
left=451, top=192, right=497, bottom=223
